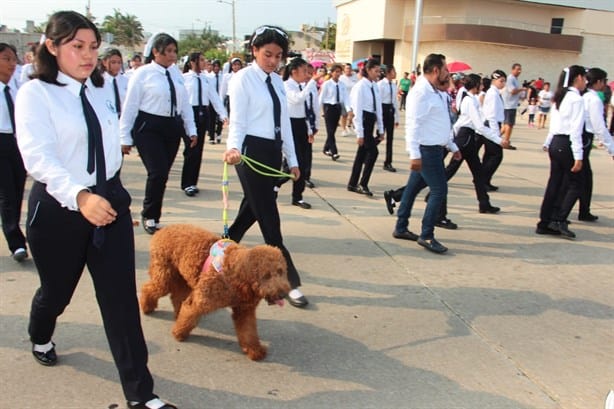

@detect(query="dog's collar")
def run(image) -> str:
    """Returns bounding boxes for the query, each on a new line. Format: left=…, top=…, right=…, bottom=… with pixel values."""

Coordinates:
left=203, top=239, right=235, bottom=274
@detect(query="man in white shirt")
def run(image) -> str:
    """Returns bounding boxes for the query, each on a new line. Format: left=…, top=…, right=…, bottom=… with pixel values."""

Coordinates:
left=501, top=63, right=524, bottom=150
left=393, top=53, right=461, bottom=254
left=339, top=63, right=358, bottom=136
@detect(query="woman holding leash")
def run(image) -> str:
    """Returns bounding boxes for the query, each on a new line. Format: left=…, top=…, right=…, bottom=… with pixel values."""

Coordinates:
left=223, top=25, right=308, bottom=308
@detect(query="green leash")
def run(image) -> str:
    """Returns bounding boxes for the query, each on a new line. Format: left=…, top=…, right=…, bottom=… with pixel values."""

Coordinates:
left=221, top=155, right=295, bottom=238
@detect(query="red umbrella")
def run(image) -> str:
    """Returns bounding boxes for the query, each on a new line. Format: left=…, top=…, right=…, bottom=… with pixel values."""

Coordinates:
left=447, top=61, right=472, bottom=73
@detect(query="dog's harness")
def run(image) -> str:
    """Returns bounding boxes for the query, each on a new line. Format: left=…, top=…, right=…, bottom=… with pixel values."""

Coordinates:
left=203, top=239, right=235, bottom=274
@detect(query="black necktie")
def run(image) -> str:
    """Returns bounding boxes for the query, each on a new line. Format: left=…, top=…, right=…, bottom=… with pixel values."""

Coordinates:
left=335, top=83, right=340, bottom=104
left=215, top=73, right=219, bottom=93
left=370, top=84, right=376, bottom=112
left=165, top=70, right=177, bottom=117
left=80, top=84, right=107, bottom=248
left=265, top=75, right=281, bottom=145
left=197, top=74, right=203, bottom=109
left=112, top=77, right=121, bottom=118
left=4, top=85, right=16, bottom=134
left=389, top=81, right=393, bottom=104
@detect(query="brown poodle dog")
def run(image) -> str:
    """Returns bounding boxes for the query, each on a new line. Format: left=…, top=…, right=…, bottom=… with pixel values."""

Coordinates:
left=139, top=224, right=290, bottom=361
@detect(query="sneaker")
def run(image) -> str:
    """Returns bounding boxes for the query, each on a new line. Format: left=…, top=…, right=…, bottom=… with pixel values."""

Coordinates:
left=341, top=129, right=350, bottom=137
left=12, top=248, right=28, bottom=262
left=142, top=218, right=157, bottom=235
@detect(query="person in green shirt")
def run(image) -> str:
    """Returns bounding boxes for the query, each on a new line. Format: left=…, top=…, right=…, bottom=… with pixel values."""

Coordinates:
left=398, top=71, right=412, bottom=110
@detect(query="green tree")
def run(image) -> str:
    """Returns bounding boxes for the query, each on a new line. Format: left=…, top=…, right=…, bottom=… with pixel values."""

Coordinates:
left=101, top=9, right=144, bottom=48
left=323, top=22, right=336, bottom=50
left=177, top=26, right=228, bottom=56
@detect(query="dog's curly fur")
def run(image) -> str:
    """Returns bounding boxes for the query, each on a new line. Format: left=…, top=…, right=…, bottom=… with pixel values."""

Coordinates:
left=139, top=224, right=290, bottom=361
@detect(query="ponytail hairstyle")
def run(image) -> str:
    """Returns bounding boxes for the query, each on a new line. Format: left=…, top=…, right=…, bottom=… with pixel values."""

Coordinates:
left=361, top=58, right=380, bottom=78
left=585, top=67, right=607, bottom=89
left=282, top=57, right=307, bottom=81
left=183, top=51, right=201, bottom=73
left=481, top=77, right=491, bottom=93
left=35, top=10, right=103, bottom=87
left=145, top=33, right=178, bottom=64
left=553, top=65, right=585, bottom=108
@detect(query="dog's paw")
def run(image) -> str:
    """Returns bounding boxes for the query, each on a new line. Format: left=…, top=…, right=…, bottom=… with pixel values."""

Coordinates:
left=172, top=327, right=189, bottom=342
left=244, top=344, right=267, bottom=361
left=139, top=297, right=157, bottom=314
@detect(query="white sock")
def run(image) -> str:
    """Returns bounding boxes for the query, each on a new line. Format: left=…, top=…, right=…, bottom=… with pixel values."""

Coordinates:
left=33, top=341, right=54, bottom=353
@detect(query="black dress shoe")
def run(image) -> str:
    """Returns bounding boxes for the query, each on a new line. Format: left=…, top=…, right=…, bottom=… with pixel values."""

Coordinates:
left=417, top=237, right=448, bottom=254
left=287, top=294, right=309, bottom=308
left=32, top=343, right=57, bottom=366
left=578, top=213, right=598, bottom=222
left=479, top=205, right=500, bottom=214
left=486, top=184, right=499, bottom=192
left=323, top=150, right=333, bottom=157
left=393, top=230, right=418, bottom=241
left=332, top=153, right=340, bottom=161
left=184, top=187, right=196, bottom=197
left=504, top=144, right=517, bottom=150
left=305, top=180, right=315, bottom=188
left=347, top=185, right=358, bottom=192
left=127, top=401, right=177, bottom=409
left=383, top=190, right=395, bottom=215
left=292, top=200, right=312, bottom=209
left=535, top=226, right=561, bottom=235
left=547, top=221, right=576, bottom=239
left=383, top=164, right=397, bottom=172
left=435, top=218, right=458, bottom=230
left=356, top=185, right=373, bottom=196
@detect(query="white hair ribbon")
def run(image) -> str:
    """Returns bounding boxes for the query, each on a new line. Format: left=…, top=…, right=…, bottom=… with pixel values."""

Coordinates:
left=143, top=32, right=162, bottom=59
left=39, top=34, right=46, bottom=45
left=563, top=67, right=570, bottom=87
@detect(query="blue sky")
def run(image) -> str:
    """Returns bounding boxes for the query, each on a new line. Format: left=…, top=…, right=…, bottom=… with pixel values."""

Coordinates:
left=1, top=0, right=337, bottom=38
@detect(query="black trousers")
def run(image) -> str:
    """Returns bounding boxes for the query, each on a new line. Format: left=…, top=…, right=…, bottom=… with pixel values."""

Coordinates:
left=26, top=178, right=156, bottom=403
left=228, top=135, right=301, bottom=288
left=181, top=106, right=209, bottom=189
left=399, top=91, right=408, bottom=110
left=0, top=133, right=26, bottom=253
left=348, top=111, right=378, bottom=188
left=578, top=132, right=594, bottom=216
left=478, top=125, right=503, bottom=186
left=538, top=135, right=583, bottom=226
left=453, top=127, right=491, bottom=209
left=290, top=118, right=309, bottom=202
left=323, top=103, right=341, bottom=155
left=133, top=111, right=183, bottom=221
left=382, top=103, right=395, bottom=166
left=207, top=105, right=223, bottom=140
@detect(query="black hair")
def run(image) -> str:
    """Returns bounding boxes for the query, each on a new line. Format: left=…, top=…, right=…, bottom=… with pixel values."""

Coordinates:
left=360, top=58, right=380, bottom=77
left=481, top=77, right=491, bottom=93
left=553, top=65, right=585, bottom=108
left=464, top=73, right=481, bottom=91
left=131, top=54, right=142, bottom=62
left=99, top=47, right=122, bottom=73
left=586, top=67, right=607, bottom=88
left=145, top=33, right=178, bottom=64
left=490, top=69, right=507, bottom=80
left=0, top=43, right=17, bottom=56
left=249, top=25, right=289, bottom=59
left=422, top=54, right=446, bottom=74
left=511, top=63, right=521, bottom=70
left=35, top=11, right=103, bottom=87
left=183, top=51, right=201, bottom=73
left=282, top=57, right=307, bottom=81
left=386, top=64, right=396, bottom=76
left=329, top=63, right=343, bottom=73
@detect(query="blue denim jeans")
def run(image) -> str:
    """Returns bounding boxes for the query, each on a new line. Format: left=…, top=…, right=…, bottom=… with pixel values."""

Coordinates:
left=395, top=145, right=447, bottom=240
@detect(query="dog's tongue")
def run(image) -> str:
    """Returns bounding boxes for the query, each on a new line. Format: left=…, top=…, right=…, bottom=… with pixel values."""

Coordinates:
left=275, top=299, right=285, bottom=307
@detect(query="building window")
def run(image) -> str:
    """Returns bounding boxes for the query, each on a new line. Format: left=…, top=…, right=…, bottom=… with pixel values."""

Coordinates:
left=551, top=18, right=564, bottom=34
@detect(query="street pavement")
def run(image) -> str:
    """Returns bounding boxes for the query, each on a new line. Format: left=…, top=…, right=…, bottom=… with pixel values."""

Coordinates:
left=1, top=114, right=613, bottom=409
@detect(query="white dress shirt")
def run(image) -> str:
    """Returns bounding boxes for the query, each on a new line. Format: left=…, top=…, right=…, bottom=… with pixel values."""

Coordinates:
left=226, top=64, right=298, bottom=168
left=339, top=72, right=358, bottom=106
left=15, top=72, right=123, bottom=211
left=103, top=71, right=128, bottom=115
left=454, top=93, right=502, bottom=144
left=455, top=86, right=467, bottom=113
left=284, top=77, right=316, bottom=119
left=207, top=71, right=222, bottom=96
left=405, top=76, right=458, bottom=159
left=378, top=77, right=400, bottom=123
left=543, top=87, right=584, bottom=160
left=182, top=70, right=227, bottom=119
left=482, top=86, right=505, bottom=131
left=319, top=78, right=348, bottom=110
left=307, top=83, right=320, bottom=133
left=1, top=81, right=17, bottom=134
left=583, top=89, right=614, bottom=156
left=219, top=71, right=234, bottom=101
left=349, top=77, right=384, bottom=139
left=119, top=62, right=196, bottom=146
left=19, top=63, right=35, bottom=85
